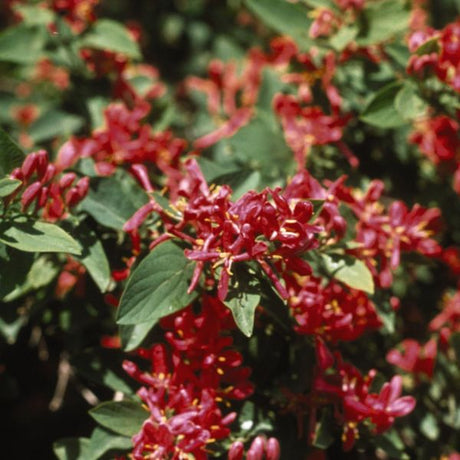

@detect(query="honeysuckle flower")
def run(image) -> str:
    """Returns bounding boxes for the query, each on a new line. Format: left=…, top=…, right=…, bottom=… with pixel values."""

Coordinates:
left=312, top=340, right=415, bottom=451
left=136, top=159, right=323, bottom=300
left=343, top=181, right=442, bottom=287
left=287, top=275, right=382, bottom=342
left=124, top=300, right=254, bottom=459
left=57, top=100, right=186, bottom=179
left=51, top=0, right=99, bottom=32
left=185, top=53, right=265, bottom=149
left=6, top=150, right=89, bottom=220
left=408, top=19, right=460, bottom=93
left=386, top=338, right=437, bottom=378
left=273, top=93, right=357, bottom=169
left=410, top=115, right=460, bottom=164
left=430, top=290, right=460, bottom=344
left=33, top=58, right=70, bottom=90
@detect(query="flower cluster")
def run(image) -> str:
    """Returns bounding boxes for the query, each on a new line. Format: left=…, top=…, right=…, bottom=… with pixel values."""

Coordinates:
left=6, top=150, right=89, bottom=220
left=228, top=435, right=280, bottom=460
left=2, top=0, right=460, bottom=458
left=123, top=297, right=253, bottom=459
left=185, top=52, right=264, bottom=150
left=386, top=338, right=437, bottom=379
left=57, top=101, right=185, bottom=177
left=50, top=0, right=99, bottom=32
left=408, top=19, right=460, bottom=93
left=342, top=180, right=442, bottom=287
left=309, top=0, right=364, bottom=39
left=287, top=275, right=382, bottom=342
left=410, top=115, right=460, bottom=193
left=312, top=339, right=416, bottom=451
left=126, top=158, right=322, bottom=301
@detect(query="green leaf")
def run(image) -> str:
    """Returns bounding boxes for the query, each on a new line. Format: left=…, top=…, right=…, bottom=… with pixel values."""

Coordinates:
left=376, top=301, right=395, bottom=334
left=330, top=25, right=359, bottom=52
left=415, top=37, right=439, bottom=56
left=3, top=255, right=58, bottom=302
left=13, top=4, right=54, bottom=26
left=420, top=412, right=440, bottom=440
left=312, top=410, right=335, bottom=449
left=72, top=222, right=111, bottom=292
left=89, top=400, right=148, bottom=437
left=85, top=427, right=131, bottom=460
left=0, top=244, right=34, bottom=299
left=0, top=178, right=21, bottom=197
left=374, top=430, right=410, bottom=460
left=385, top=43, right=410, bottom=68
left=29, top=110, right=84, bottom=143
left=0, top=301, right=28, bottom=343
left=53, top=437, right=91, bottom=460
left=304, top=0, right=336, bottom=8
left=245, top=0, right=312, bottom=48
left=0, top=128, right=25, bottom=176
left=229, top=170, right=262, bottom=200
left=0, top=218, right=81, bottom=254
left=80, top=19, right=141, bottom=58
left=320, top=253, right=374, bottom=294
left=228, top=112, right=293, bottom=185
left=358, top=0, right=410, bottom=46
left=117, top=241, right=196, bottom=326
left=87, top=97, right=109, bottom=130
left=360, top=82, right=405, bottom=128
left=119, top=319, right=158, bottom=352
left=257, top=69, right=289, bottom=115
left=394, top=82, right=427, bottom=121
left=79, top=169, right=148, bottom=230
left=450, top=332, right=460, bottom=360
left=0, top=24, right=46, bottom=64
left=224, top=272, right=261, bottom=337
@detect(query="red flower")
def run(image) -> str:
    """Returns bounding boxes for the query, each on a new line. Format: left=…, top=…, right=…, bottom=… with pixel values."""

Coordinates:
left=6, top=150, right=89, bottom=221
left=56, top=101, right=186, bottom=178
left=430, top=290, right=460, bottom=345
left=288, top=276, right=382, bottom=342
left=185, top=53, right=265, bottom=149
left=386, top=338, right=437, bottom=378
left=273, top=94, right=351, bottom=169
left=344, top=181, right=442, bottom=287
left=123, top=299, right=254, bottom=459
left=312, top=339, right=416, bottom=451
left=410, top=115, right=460, bottom=164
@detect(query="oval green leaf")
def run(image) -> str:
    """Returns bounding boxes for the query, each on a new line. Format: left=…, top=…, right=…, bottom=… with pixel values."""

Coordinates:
left=89, top=400, right=147, bottom=437
left=0, top=218, right=81, bottom=254
left=360, top=82, right=405, bottom=129
left=117, top=241, right=196, bottom=325
left=0, top=178, right=22, bottom=198
left=321, top=253, right=374, bottom=294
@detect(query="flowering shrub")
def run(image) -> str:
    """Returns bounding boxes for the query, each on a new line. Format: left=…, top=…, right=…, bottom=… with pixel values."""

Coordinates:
left=1, top=0, right=460, bottom=459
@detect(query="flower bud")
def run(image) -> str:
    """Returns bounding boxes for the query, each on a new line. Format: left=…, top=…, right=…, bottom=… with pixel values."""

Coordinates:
left=228, top=441, right=244, bottom=460
left=10, top=167, right=23, bottom=181
left=76, top=176, right=90, bottom=198
left=41, top=163, right=57, bottom=183
left=266, top=438, right=281, bottom=460
left=130, top=164, right=154, bottom=192
left=21, top=153, right=38, bottom=179
left=35, top=150, right=49, bottom=178
left=21, top=181, right=42, bottom=210
left=247, top=436, right=266, bottom=460
left=59, top=172, right=77, bottom=190
left=38, top=186, right=48, bottom=207
left=315, top=337, right=334, bottom=370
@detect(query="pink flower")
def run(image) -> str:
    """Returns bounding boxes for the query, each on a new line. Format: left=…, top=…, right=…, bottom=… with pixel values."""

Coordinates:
left=312, top=340, right=415, bottom=451
left=386, top=338, right=437, bottom=378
